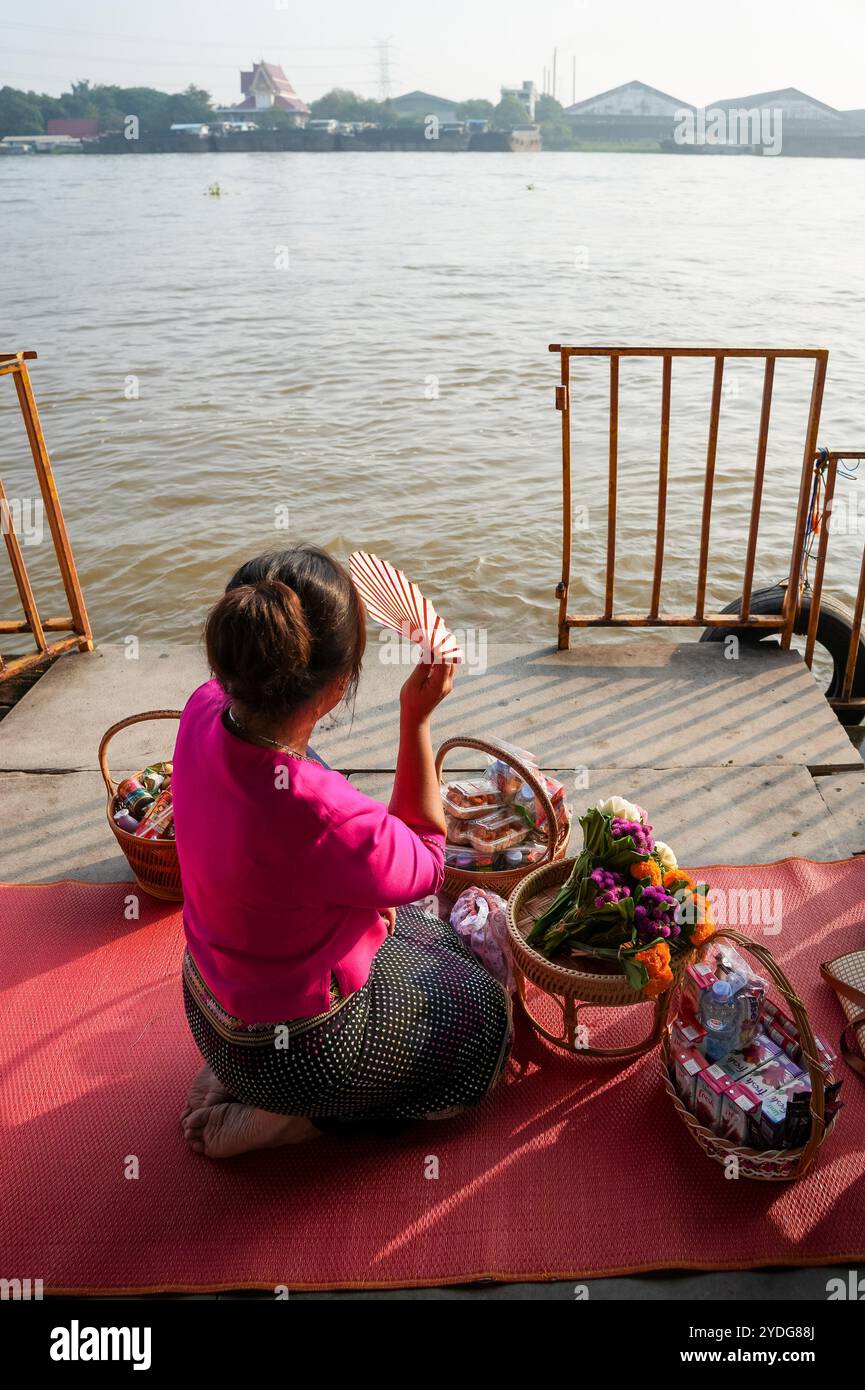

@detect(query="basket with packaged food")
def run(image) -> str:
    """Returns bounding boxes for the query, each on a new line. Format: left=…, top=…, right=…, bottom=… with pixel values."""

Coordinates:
left=436, top=736, right=572, bottom=897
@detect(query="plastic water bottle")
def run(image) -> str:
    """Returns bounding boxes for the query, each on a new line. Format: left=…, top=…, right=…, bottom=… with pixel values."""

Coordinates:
left=699, top=980, right=742, bottom=1063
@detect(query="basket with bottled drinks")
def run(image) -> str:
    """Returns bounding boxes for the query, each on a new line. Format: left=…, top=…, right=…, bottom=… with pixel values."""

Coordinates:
left=662, top=929, right=841, bottom=1181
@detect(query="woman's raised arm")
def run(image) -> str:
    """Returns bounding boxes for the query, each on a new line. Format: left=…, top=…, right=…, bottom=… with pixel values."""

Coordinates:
left=388, top=660, right=455, bottom=837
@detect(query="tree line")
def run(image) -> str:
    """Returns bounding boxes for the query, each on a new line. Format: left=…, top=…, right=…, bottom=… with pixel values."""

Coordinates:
left=313, top=89, right=577, bottom=144
left=0, top=80, right=578, bottom=146
left=0, top=80, right=212, bottom=140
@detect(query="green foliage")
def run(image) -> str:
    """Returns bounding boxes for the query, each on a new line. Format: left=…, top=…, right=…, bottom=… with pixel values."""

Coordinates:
left=0, top=87, right=45, bottom=139
left=163, top=85, right=213, bottom=131
left=493, top=93, right=530, bottom=130
left=571, top=139, right=662, bottom=152
left=255, top=106, right=304, bottom=129
left=455, top=98, right=495, bottom=121
left=0, top=80, right=213, bottom=140
left=533, top=96, right=577, bottom=149
left=535, top=94, right=564, bottom=122
left=309, top=88, right=386, bottom=123
left=526, top=809, right=649, bottom=957
left=540, top=123, right=576, bottom=149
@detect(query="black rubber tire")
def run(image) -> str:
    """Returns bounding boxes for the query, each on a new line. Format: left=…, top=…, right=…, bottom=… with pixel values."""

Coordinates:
left=699, top=584, right=865, bottom=726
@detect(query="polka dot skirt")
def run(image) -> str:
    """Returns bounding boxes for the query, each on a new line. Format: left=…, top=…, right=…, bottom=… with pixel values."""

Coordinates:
left=182, top=905, right=513, bottom=1121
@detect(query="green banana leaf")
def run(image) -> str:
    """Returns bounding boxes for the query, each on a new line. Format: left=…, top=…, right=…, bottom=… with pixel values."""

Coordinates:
left=525, top=808, right=656, bottom=949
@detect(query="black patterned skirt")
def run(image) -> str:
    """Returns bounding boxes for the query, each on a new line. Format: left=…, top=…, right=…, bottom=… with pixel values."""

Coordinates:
left=182, top=905, right=513, bottom=1123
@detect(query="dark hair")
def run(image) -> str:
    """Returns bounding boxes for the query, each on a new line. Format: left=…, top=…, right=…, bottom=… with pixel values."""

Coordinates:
left=205, top=546, right=365, bottom=720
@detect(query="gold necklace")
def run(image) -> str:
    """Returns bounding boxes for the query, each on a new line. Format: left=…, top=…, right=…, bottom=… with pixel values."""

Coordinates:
left=227, top=706, right=307, bottom=760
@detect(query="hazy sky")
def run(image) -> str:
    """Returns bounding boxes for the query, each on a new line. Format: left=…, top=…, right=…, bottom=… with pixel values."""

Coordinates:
left=2, top=0, right=864, bottom=111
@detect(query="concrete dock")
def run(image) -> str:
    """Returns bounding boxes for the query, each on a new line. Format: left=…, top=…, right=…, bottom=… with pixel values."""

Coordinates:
left=1, top=638, right=863, bottom=883
left=1, top=636, right=862, bottom=1299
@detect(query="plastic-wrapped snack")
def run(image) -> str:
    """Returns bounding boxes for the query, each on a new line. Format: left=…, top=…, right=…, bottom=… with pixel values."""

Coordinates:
left=450, top=885, right=514, bottom=989
left=445, top=844, right=496, bottom=871
left=707, top=940, right=769, bottom=1049
left=467, top=808, right=528, bottom=852
left=442, top=779, right=502, bottom=819
left=711, top=941, right=769, bottom=997
left=486, top=742, right=539, bottom=799
left=444, top=812, right=472, bottom=846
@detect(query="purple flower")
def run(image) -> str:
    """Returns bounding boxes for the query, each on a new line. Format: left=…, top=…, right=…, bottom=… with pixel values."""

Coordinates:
left=633, top=884, right=677, bottom=941
left=610, top=817, right=655, bottom=855
left=590, top=865, right=632, bottom=907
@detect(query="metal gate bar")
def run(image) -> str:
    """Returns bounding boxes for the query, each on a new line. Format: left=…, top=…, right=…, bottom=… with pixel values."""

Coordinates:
left=0, top=351, right=93, bottom=680
left=800, top=450, right=865, bottom=709
left=551, top=345, right=829, bottom=652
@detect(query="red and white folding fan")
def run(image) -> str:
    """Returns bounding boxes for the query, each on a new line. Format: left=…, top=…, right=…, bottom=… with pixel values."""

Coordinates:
left=349, top=551, right=463, bottom=661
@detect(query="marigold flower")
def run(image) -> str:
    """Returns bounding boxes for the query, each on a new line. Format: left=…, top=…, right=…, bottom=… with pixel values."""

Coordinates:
left=631, top=858, right=662, bottom=886
left=643, top=970, right=675, bottom=999
left=636, top=939, right=670, bottom=969
left=695, top=895, right=714, bottom=924
left=634, top=940, right=674, bottom=997
left=664, top=870, right=695, bottom=893
left=690, top=894, right=715, bottom=945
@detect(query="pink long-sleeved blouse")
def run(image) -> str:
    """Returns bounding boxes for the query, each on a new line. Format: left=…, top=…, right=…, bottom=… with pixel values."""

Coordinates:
left=172, top=680, right=445, bottom=1023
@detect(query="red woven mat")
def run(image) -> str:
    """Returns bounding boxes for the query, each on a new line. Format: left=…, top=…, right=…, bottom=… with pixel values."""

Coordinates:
left=1, top=860, right=864, bottom=1293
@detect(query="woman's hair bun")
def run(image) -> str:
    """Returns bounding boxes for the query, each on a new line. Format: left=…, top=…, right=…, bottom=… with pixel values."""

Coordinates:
left=204, top=546, right=365, bottom=720
left=206, top=577, right=312, bottom=710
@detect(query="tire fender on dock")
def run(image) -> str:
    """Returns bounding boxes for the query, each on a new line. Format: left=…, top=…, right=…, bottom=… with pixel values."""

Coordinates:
left=699, top=584, right=865, bottom=725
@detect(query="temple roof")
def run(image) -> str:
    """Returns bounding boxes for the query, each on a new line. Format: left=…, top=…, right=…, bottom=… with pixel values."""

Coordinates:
left=239, top=61, right=310, bottom=114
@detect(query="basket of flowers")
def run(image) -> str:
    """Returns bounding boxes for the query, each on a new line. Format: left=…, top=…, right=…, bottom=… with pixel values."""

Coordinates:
left=506, top=796, right=714, bottom=1055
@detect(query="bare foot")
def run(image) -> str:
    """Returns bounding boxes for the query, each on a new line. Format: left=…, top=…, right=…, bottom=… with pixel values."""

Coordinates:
left=181, top=1063, right=233, bottom=1122
left=181, top=1101, right=318, bottom=1158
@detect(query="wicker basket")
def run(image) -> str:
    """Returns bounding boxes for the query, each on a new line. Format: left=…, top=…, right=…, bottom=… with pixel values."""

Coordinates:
left=507, top=856, right=695, bottom=1056
left=660, top=928, right=837, bottom=1181
left=435, top=735, right=571, bottom=899
left=98, top=710, right=183, bottom=902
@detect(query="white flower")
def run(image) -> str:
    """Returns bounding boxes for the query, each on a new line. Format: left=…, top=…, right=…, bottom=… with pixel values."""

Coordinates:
left=653, top=839, right=678, bottom=872
left=594, top=795, right=644, bottom=824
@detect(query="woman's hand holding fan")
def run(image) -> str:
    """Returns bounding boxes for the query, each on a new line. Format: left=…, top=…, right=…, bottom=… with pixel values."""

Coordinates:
left=349, top=551, right=463, bottom=663
left=399, top=656, right=456, bottom=722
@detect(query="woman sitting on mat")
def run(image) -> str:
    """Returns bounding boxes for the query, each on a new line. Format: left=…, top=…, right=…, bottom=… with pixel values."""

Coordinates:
left=174, top=544, right=513, bottom=1158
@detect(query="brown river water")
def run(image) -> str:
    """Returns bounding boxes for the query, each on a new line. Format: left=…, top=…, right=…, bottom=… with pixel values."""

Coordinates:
left=1, top=151, right=864, bottom=666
